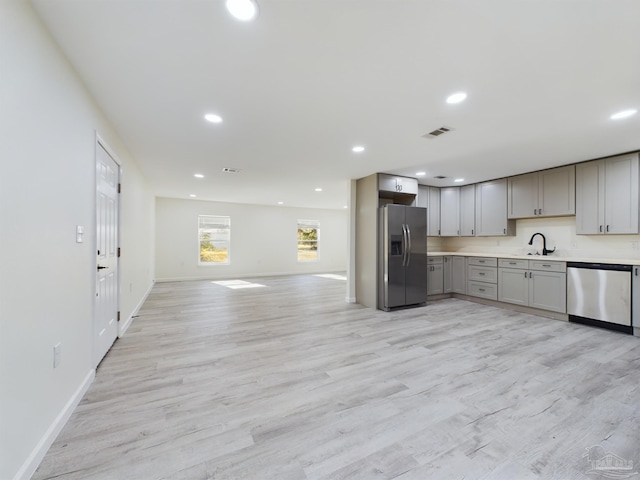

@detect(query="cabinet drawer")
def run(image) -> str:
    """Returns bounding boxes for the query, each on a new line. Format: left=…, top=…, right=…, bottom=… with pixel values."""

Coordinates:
left=529, top=260, right=566, bottom=272
left=498, top=258, right=528, bottom=269
left=468, top=265, right=498, bottom=283
left=427, top=256, right=443, bottom=265
left=467, top=281, right=498, bottom=300
left=467, top=257, right=497, bottom=267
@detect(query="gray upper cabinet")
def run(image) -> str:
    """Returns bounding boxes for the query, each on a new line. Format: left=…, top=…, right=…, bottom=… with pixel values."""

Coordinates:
left=508, top=165, right=575, bottom=219
left=378, top=174, right=418, bottom=195
left=507, top=172, right=537, bottom=219
left=417, top=185, right=441, bottom=236
left=475, top=178, right=515, bottom=236
left=428, top=187, right=441, bottom=236
left=460, top=184, right=476, bottom=236
left=576, top=153, right=639, bottom=234
left=440, top=187, right=460, bottom=236
left=439, top=185, right=474, bottom=237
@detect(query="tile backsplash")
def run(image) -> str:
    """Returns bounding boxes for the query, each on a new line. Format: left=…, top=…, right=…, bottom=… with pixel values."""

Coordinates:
left=432, top=216, right=640, bottom=261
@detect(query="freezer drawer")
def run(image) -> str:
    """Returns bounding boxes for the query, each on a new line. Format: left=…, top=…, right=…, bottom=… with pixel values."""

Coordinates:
left=567, top=265, right=631, bottom=327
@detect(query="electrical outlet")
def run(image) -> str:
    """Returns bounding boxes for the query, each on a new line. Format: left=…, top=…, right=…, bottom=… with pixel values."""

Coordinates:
left=53, top=343, right=61, bottom=368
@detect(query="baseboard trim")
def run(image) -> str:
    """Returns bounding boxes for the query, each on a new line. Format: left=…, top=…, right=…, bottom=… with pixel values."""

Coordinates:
left=14, top=369, right=95, bottom=480
left=119, top=279, right=155, bottom=337
left=156, top=271, right=344, bottom=283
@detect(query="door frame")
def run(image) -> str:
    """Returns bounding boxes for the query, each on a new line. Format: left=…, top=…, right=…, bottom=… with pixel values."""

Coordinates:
left=94, top=133, right=121, bottom=366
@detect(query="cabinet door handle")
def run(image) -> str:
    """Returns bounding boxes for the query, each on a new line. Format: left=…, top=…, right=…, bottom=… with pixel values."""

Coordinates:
left=524, top=272, right=527, bottom=278
left=479, top=272, right=485, bottom=276
left=636, top=267, right=639, bottom=276
left=479, top=288, right=485, bottom=292
left=538, top=208, right=542, bottom=215
left=510, top=262, right=517, bottom=265
left=542, top=264, right=551, bottom=268
left=503, top=228, right=506, bottom=234
left=606, top=225, right=610, bottom=232
left=599, top=225, right=603, bottom=233
left=471, top=229, right=474, bottom=235
left=533, top=209, right=536, bottom=216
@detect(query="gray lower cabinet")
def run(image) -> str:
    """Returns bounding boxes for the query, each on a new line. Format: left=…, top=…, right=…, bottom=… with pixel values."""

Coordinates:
left=467, top=257, right=498, bottom=300
left=443, top=256, right=453, bottom=293
left=427, top=256, right=444, bottom=295
left=428, top=255, right=464, bottom=295
left=451, top=256, right=466, bottom=294
left=633, top=266, right=640, bottom=337
left=497, top=258, right=567, bottom=313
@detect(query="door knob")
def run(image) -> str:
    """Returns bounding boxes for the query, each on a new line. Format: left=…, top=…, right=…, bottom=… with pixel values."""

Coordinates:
left=97, top=265, right=108, bottom=270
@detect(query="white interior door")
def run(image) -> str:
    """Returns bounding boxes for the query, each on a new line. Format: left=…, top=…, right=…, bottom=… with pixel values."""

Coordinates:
left=95, top=142, right=119, bottom=366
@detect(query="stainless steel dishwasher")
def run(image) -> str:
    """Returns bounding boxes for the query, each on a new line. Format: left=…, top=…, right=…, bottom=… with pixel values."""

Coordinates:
left=567, top=262, right=633, bottom=334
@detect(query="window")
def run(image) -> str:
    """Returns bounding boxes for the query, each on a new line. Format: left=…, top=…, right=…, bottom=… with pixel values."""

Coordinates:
left=297, top=219, right=319, bottom=262
left=198, top=215, right=230, bottom=264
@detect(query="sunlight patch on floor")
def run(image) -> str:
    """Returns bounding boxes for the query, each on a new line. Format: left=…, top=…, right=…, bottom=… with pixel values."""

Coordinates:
left=314, top=274, right=347, bottom=281
left=212, top=280, right=266, bottom=289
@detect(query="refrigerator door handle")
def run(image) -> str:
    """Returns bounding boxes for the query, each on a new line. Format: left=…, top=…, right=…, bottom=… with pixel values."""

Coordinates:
left=401, top=224, right=408, bottom=266
left=405, top=224, right=412, bottom=266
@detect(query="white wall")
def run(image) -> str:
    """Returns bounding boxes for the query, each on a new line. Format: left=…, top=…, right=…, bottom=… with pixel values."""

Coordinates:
left=156, top=197, right=347, bottom=281
left=0, top=2, right=155, bottom=479
left=442, top=216, right=640, bottom=261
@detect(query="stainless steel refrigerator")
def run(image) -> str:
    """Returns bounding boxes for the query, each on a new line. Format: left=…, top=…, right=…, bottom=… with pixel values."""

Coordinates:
left=378, top=204, right=427, bottom=311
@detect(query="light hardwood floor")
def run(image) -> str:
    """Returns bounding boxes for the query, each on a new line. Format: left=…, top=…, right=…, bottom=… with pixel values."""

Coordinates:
left=34, top=274, right=640, bottom=480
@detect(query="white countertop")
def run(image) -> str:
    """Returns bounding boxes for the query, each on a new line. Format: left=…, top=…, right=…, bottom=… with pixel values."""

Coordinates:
left=427, top=251, right=640, bottom=266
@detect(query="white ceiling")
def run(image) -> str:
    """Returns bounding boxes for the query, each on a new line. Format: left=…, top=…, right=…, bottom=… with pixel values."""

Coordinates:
left=32, top=0, right=640, bottom=210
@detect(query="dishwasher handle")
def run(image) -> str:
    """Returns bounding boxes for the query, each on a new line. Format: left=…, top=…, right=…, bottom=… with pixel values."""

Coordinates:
left=567, top=262, right=632, bottom=272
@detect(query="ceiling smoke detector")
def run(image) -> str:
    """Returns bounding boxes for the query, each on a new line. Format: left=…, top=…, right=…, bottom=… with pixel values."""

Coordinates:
left=222, top=167, right=242, bottom=173
left=422, top=126, right=454, bottom=139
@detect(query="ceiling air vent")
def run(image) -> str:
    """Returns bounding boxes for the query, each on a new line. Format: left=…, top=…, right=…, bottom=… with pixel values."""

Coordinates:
left=422, top=126, right=454, bottom=139
left=222, top=167, right=242, bottom=173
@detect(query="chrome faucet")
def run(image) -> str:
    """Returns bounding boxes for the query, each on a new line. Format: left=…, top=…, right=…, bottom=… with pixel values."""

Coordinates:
left=528, top=232, right=555, bottom=256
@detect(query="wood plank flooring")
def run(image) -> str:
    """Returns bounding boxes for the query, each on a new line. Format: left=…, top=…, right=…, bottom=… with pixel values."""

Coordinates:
left=33, top=274, right=640, bottom=479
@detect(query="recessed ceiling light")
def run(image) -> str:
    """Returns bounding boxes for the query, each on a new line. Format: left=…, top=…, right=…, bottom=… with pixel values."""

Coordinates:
left=352, top=146, right=365, bottom=153
left=204, top=113, right=223, bottom=123
left=454, top=178, right=464, bottom=183
left=610, top=109, right=637, bottom=120
left=315, top=188, right=323, bottom=192
left=416, top=172, right=426, bottom=176
left=225, top=0, right=258, bottom=21
left=343, top=205, right=348, bottom=209
left=189, top=194, right=197, bottom=198
left=277, top=201, right=284, bottom=205
left=194, top=173, right=204, bottom=178
left=446, top=92, right=467, bottom=104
